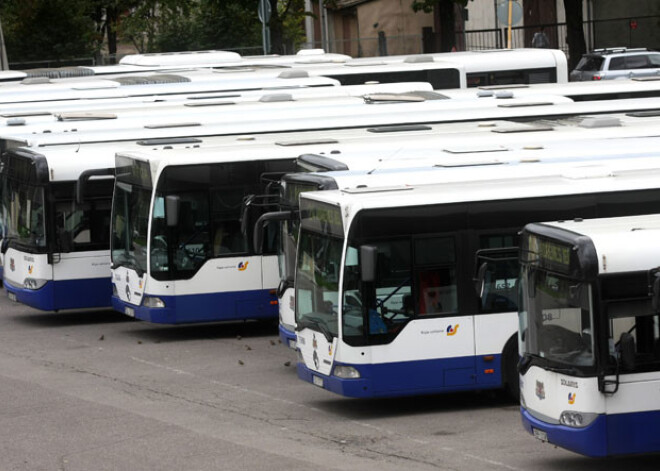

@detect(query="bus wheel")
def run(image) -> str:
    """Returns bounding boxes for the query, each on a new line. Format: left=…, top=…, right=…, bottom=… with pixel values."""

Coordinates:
left=502, top=335, right=520, bottom=403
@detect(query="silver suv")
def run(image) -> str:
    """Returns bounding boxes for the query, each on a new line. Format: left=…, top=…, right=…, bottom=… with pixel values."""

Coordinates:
left=570, top=47, right=660, bottom=81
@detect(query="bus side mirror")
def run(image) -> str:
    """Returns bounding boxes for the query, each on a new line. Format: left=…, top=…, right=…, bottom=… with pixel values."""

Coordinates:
left=166, top=195, right=180, bottom=227
left=360, top=245, right=377, bottom=283
left=474, top=261, right=488, bottom=298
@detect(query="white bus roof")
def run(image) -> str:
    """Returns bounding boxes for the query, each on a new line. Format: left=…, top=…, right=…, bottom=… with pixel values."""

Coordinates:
left=0, top=82, right=434, bottom=126
left=301, top=156, right=660, bottom=227
left=0, top=90, right=577, bottom=146
left=0, top=49, right=352, bottom=83
left=15, top=109, right=660, bottom=189
left=11, top=108, right=660, bottom=184
left=10, top=93, right=660, bottom=149
left=105, top=134, right=660, bottom=199
left=528, top=214, right=660, bottom=274
left=0, top=70, right=342, bottom=105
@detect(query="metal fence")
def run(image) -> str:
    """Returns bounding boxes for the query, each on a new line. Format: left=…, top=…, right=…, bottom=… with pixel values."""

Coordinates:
left=9, top=15, right=660, bottom=70
left=310, top=15, right=660, bottom=62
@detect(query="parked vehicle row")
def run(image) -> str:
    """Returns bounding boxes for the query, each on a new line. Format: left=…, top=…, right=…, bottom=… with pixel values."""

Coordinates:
left=1, top=47, right=659, bottom=459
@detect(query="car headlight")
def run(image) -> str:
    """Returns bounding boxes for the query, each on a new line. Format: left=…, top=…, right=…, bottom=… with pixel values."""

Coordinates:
left=142, top=296, right=165, bottom=308
left=333, top=365, right=360, bottom=379
left=559, top=410, right=598, bottom=428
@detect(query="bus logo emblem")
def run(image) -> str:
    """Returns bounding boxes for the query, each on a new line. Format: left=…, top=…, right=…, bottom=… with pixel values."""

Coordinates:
left=447, top=324, right=459, bottom=336
left=568, top=392, right=576, bottom=405
left=9, top=258, right=14, bottom=272
left=238, top=261, right=249, bottom=271
left=28, top=265, right=33, bottom=274
left=535, top=380, right=546, bottom=400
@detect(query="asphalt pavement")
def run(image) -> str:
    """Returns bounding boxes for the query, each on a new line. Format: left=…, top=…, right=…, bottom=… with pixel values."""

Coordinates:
left=0, top=291, right=658, bottom=470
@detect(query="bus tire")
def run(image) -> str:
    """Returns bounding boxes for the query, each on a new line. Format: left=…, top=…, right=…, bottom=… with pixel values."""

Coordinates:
left=502, top=335, right=520, bottom=403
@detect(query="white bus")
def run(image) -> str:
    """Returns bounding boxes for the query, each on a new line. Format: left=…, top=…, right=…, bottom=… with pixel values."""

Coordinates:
left=293, top=156, right=660, bottom=399
left=5, top=95, right=660, bottom=310
left=519, top=213, right=660, bottom=457
left=264, top=113, right=660, bottom=349
left=111, top=135, right=655, bottom=325
left=0, top=90, right=578, bottom=300
left=0, top=47, right=568, bottom=92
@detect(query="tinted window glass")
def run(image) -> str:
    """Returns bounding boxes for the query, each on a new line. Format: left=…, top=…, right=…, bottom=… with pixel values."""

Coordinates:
left=608, top=57, right=626, bottom=70
left=576, top=56, right=603, bottom=71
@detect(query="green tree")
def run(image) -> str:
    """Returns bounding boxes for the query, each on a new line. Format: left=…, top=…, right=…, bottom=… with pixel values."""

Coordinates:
left=119, top=0, right=199, bottom=53
left=267, top=0, right=309, bottom=54
left=195, top=0, right=262, bottom=53
left=89, top=0, right=141, bottom=57
left=0, top=0, right=99, bottom=64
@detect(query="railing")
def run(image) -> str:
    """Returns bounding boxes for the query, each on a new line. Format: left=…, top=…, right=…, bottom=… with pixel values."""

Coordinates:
left=8, top=15, right=660, bottom=70
left=309, top=15, right=660, bottom=61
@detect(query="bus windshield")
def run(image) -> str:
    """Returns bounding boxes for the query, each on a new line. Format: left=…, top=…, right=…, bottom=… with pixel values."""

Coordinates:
left=295, top=228, right=342, bottom=339
left=111, top=158, right=152, bottom=275
left=295, top=199, right=345, bottom=339
left=521, top=268, right=595, bottom=369
left=6, top=180, right=46, bottom=251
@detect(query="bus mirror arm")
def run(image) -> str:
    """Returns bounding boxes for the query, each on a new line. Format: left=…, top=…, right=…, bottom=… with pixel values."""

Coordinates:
left=650, top=269, right=660, bottom=312
left=599, top=353, right=621, bottom=395
left=252, top=210, right=294, bottom=254
left=474, top=262, right=488, bottom=298
left=166, top=195, right=180, bottom=227
left=76, top=168, right=115, bottom=204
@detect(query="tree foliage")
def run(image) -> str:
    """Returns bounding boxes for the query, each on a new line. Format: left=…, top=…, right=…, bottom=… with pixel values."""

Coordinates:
left=1, top=0, right=99, bottom=64
left=0, top=0, right=317, bottom=63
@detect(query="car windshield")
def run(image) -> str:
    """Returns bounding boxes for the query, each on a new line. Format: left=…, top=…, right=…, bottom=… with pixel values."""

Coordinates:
left=521, top=267, right=595, bottom=368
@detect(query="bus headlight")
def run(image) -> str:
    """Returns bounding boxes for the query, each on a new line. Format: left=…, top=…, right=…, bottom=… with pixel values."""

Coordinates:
left=333, top=365, right=360, bottom=379
left=559, top=410, right=598, bottom=428
left=142, top=296, right=165, bottom=308
left=23, top=277, right=47, bottom=290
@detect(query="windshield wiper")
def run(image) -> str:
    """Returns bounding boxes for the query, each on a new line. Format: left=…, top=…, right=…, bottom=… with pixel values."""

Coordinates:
left=544, top=365, right=581, bottom=376
left=296, top=316, right=334, bottom=342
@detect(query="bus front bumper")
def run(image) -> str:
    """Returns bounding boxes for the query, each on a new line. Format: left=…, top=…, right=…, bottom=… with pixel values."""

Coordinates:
left=112, top=288, right=278, bottom=324
left=521, top=406, right=608, bottom=457
left=279, top=324, right=297, bottom=349
left=5, top=277, right=111, bottom=311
